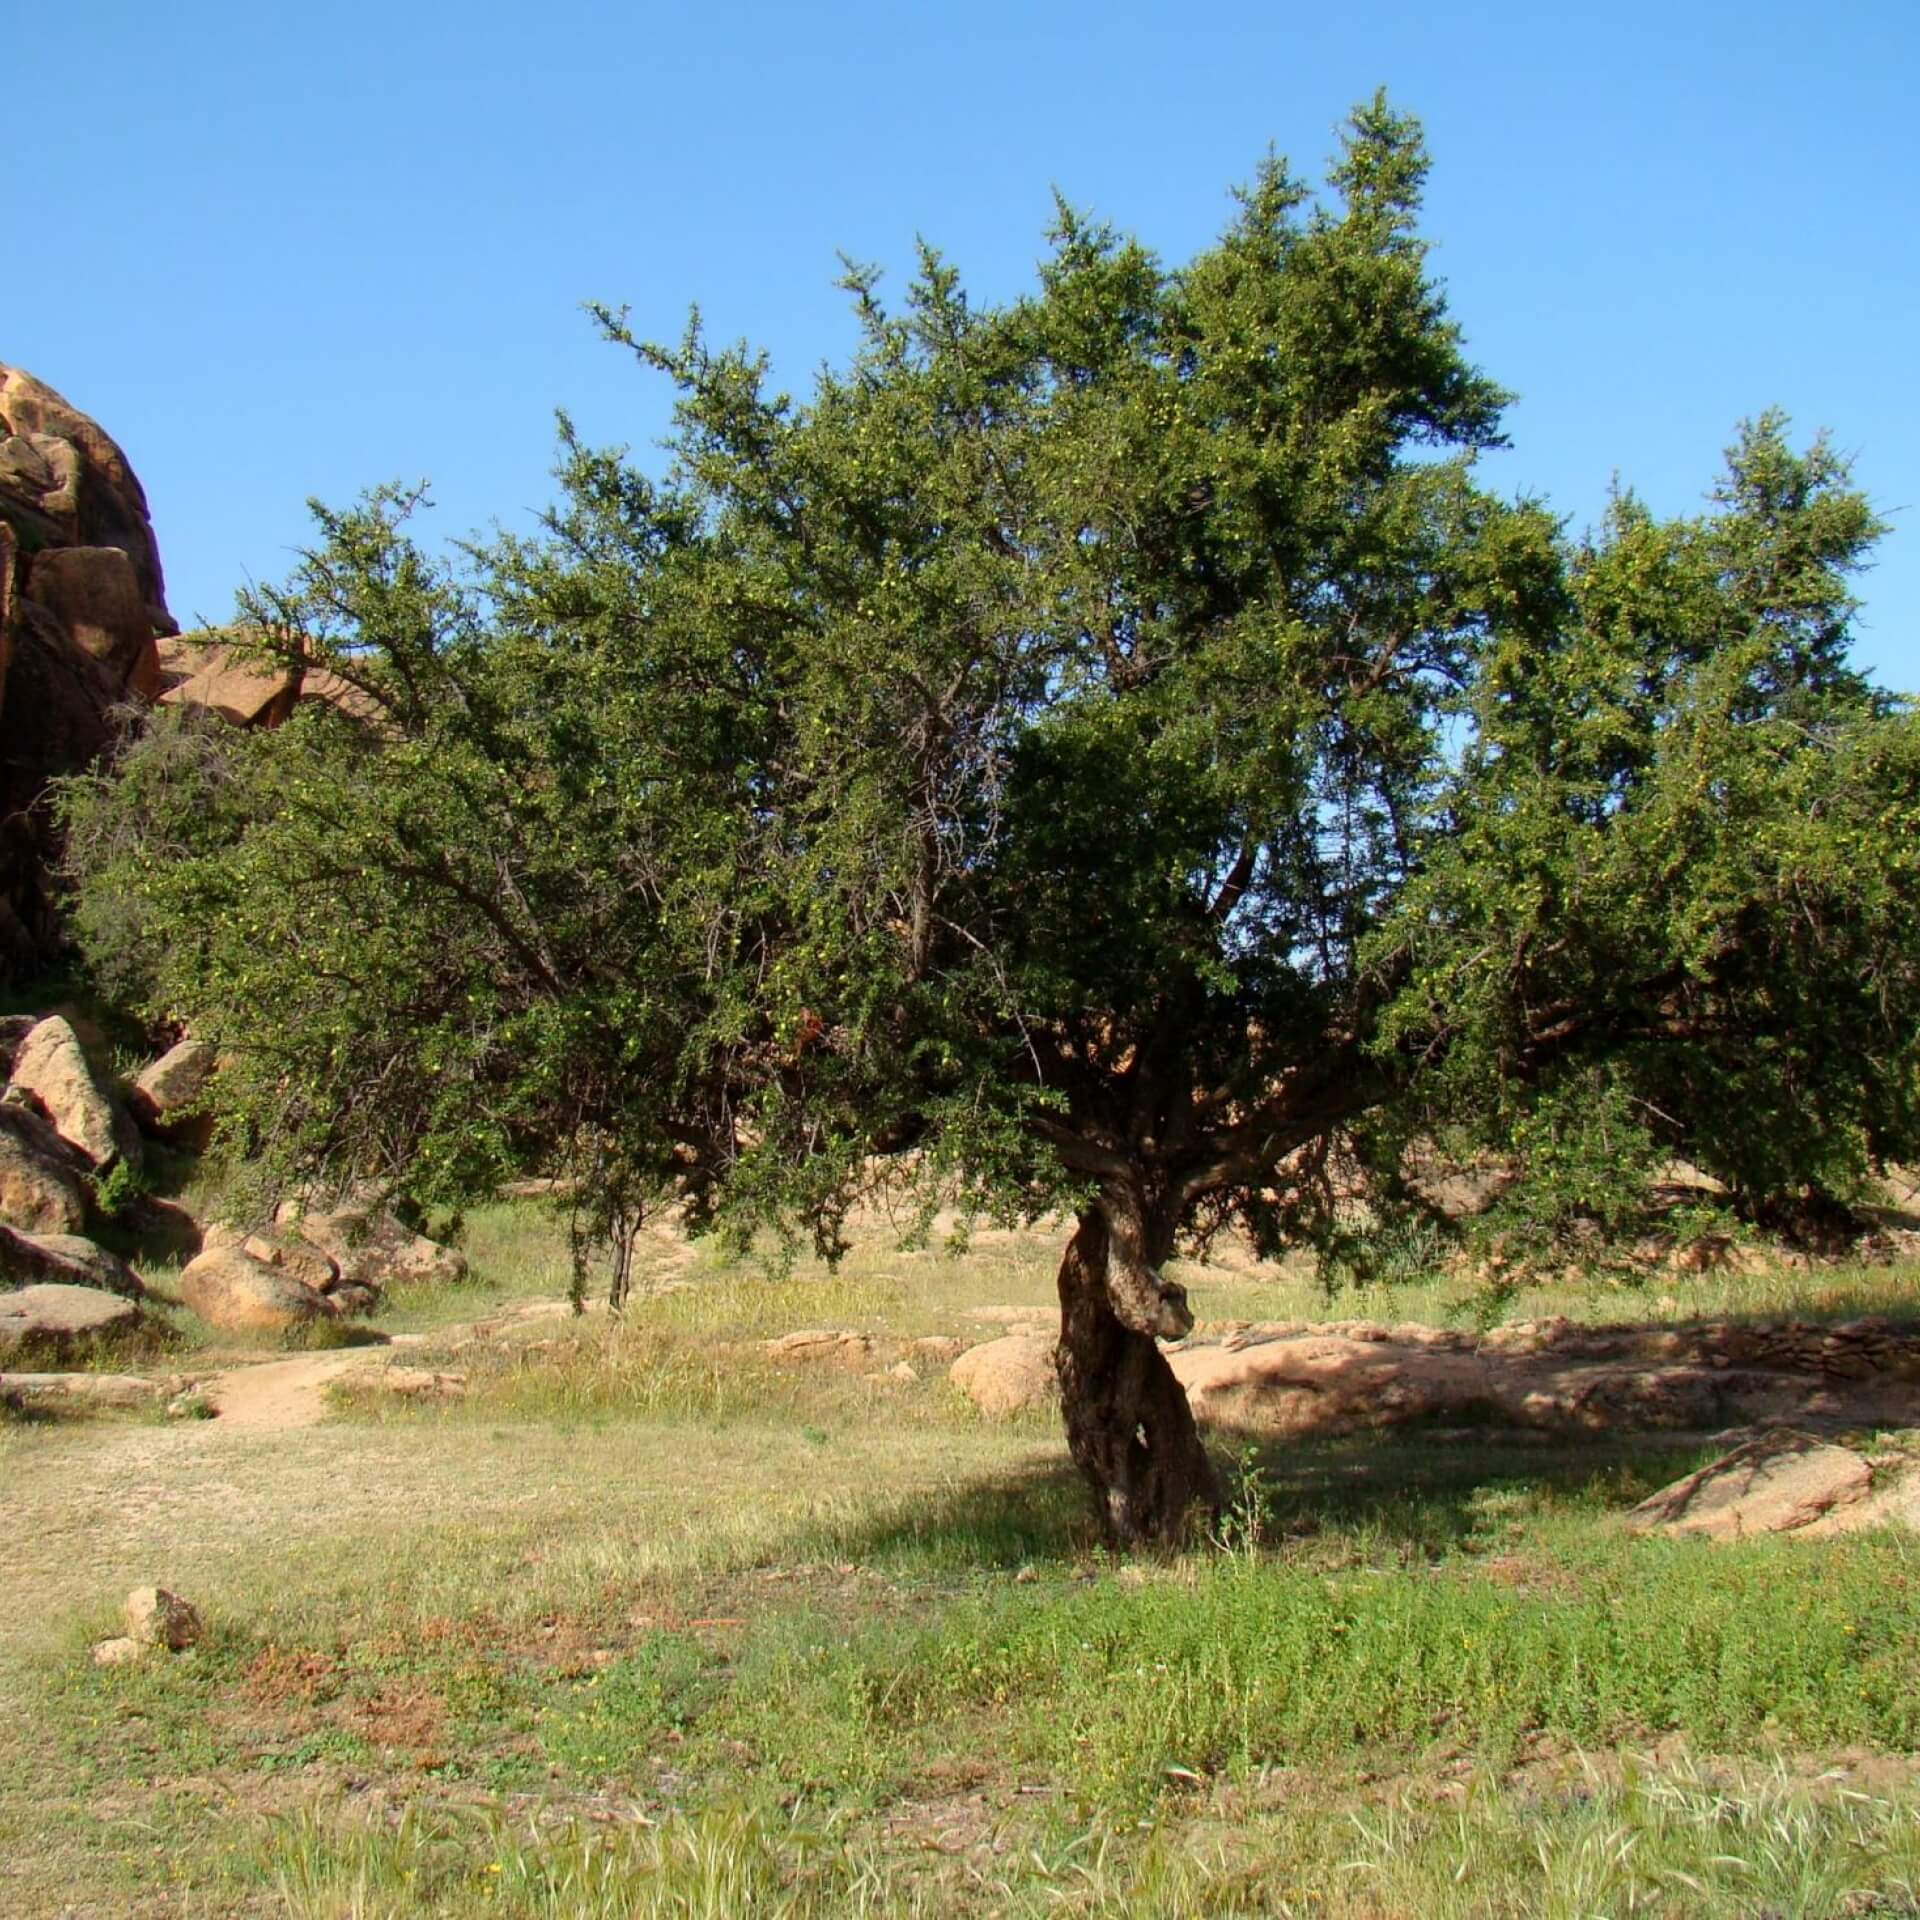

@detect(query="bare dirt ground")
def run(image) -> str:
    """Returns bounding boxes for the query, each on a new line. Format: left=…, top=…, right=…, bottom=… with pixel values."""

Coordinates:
left=200, top=1297, right=589, bottom=1429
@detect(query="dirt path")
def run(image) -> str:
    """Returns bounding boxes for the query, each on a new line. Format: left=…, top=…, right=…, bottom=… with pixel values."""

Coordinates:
left=200, top=1295, right=595, bottom=1431
left=204, top=1345, right=408, bottom=1428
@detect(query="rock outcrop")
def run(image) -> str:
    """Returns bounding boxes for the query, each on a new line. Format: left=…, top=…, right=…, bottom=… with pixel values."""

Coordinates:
left=155, top=632, right=301, bottom=726
left=0, top=365, right=175, bottom=978
left=945, top=1312, right=1920, bottom=1438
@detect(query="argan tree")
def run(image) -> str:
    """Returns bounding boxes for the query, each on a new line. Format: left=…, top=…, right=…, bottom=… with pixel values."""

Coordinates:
left=63, top=99, right=1920, bottom=1546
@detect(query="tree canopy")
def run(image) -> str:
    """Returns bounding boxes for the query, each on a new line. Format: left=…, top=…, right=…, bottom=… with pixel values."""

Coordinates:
left=61, top=97, right=1920, bottom=1541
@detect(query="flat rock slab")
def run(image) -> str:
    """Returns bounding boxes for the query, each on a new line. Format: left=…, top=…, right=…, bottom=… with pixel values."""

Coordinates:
left=3, top=1371, right=160, bottom=1408
left=0, top=1282, right=140, bottom=1352
left=1626, top=1430, right=1876, bottom=1537
left=1, top=1230, right=142, bottom=1297
left=1163, top=1315, right=1920, bottom=1440
left=766, top=1329, right=871, bottom=1359
left=336, top=1362, right=467, bottom=1400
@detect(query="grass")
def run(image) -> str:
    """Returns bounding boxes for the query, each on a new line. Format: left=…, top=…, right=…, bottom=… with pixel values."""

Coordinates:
left=228, top=1765, right=1920, bottom=1918
left=6, top=1203, right=1920, bottom=1914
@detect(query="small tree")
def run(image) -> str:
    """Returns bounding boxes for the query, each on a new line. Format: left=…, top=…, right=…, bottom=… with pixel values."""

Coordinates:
left=63, top=99, right=1920, bottom=1546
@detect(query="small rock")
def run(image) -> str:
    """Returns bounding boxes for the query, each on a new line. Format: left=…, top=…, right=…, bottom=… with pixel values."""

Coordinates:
left=888, top=1361, right=919, bottom=1383
left=91, top=1636, right=143, bottom=1667
left=123, top=1586, right=201, bottom=1650
left=909, top=1335, right=967, bottom=1362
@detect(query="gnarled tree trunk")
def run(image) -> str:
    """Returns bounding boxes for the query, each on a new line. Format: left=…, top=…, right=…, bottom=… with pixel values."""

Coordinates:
left=1055, top=1193, right=1218, bottom=1548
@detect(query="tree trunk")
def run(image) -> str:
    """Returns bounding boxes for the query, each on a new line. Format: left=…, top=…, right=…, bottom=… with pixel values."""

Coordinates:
left=1054, top=1201, right=1219, bottom=1549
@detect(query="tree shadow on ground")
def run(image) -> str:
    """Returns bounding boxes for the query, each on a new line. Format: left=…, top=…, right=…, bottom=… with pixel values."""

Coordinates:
left=1225, top=1424, right=1717, bottom=1557
left=793, top=1420, right=1732, bottom=1576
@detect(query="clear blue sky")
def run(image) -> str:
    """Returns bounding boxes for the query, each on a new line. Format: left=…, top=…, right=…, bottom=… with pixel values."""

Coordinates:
left=13, top=0, right=1918, bottom=687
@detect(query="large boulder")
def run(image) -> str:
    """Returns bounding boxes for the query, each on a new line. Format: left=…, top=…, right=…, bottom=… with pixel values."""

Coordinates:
left=177, top=1244, right=334, bottom=1334
left=949, top=1334, right=1059, bottom=1418
left=128, top=1038, right=217, bottom=1144
left=0, top=1225, right=141, bottom=1296
left=0, top=1282, right=140, bottom=1356
left=0, top=1103, right=91, bottom=1233
left=278, top=1200, right=467, bottom=1290
left=8, top=1016, right=141, bottom=1169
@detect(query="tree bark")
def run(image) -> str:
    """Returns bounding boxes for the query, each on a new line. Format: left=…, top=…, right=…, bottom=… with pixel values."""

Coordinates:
left=1054, top=1198, right=1219, bottom=1548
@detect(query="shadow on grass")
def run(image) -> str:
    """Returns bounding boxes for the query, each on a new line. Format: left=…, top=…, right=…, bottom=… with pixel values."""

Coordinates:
left=1229, top=1424, right=1716, bottom=1555
left=777, top=1420, right=1726, bottom=1578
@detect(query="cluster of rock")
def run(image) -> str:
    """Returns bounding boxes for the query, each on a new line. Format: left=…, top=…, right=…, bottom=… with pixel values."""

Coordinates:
left=922, top=1308, right=1920, bottom=1440
left=0, top=1014, right=157, bottom=1349
left=91, top=1585, right=201, bottom=1668
left=0, top=361, right=378, bottom=983
left=0, top=1008, right=465, bottom=1358
left=178, top=1200, right=466, bottom=1335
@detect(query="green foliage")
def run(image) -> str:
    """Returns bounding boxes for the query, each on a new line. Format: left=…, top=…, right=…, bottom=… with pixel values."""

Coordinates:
left=87, top=1156, right=148, bottom=1226
left=55, top=97, right=1920, bottom=1281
